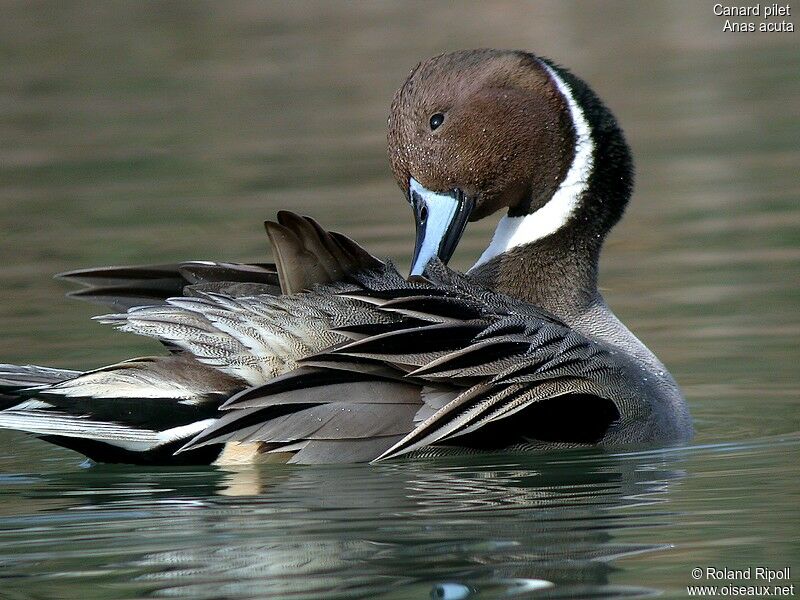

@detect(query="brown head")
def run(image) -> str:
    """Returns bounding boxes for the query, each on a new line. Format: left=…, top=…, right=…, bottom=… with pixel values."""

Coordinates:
left=387, top=49, right=633, bottom=302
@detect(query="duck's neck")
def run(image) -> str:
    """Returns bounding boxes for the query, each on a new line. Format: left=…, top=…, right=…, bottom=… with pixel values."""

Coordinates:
left=468, top=225, right=601, bottom=323
left=468, top=57, right=633, bottom=324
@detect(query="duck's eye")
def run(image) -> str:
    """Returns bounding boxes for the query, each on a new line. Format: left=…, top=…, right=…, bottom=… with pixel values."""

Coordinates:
left=429, top=113, right=445, bottom=131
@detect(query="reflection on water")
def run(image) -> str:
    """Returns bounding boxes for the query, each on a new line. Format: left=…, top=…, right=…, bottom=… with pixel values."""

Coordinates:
left=0, top=1, right=798, bottom=599
left=2, top=438, right=797, bottom=598
left=3, top=439, right=799, bottom=599
left=1, top=449, right=683, bottom=599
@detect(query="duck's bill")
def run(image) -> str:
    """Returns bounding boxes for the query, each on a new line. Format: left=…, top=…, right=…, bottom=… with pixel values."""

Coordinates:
left=408, top=177, right=474, bottom=277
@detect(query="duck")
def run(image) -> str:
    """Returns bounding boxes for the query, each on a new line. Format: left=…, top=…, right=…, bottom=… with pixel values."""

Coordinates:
left=0, top=49, right=692, bottom=466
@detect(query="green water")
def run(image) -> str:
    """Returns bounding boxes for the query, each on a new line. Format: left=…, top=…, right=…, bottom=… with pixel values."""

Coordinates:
left=0, top=2, right=798, bottom=598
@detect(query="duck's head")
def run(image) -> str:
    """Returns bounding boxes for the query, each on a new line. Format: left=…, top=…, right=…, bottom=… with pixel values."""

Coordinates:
left=387, top=49, right=633, bottom=283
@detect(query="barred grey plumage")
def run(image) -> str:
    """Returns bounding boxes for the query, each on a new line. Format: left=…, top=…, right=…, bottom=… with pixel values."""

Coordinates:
left=0, top=213, right=673, bottom=464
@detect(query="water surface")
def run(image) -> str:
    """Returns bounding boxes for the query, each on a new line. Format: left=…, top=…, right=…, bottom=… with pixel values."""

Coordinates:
left=0, top=2, right=798, bottom=598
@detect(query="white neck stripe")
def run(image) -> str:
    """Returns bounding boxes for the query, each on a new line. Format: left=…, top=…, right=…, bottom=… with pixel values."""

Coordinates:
left=470, top=62, right=594, bottom=271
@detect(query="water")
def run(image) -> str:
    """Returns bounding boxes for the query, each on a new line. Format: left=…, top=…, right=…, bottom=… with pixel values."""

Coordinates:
left=0, top=2, right=798, bottom=598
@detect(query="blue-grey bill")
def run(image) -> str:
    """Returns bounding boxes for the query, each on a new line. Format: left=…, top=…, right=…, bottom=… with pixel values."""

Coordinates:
left=408, top=177, right=474, bottom=277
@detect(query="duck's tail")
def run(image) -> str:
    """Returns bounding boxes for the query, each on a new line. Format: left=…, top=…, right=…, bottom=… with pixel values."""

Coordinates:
left=1, top=363, right=78, bottom=393
left=0, top=212, right=394, bottom=466
left=0, top=358, right=236, bottom=465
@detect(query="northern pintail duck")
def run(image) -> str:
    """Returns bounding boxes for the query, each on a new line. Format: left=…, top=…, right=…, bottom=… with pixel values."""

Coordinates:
left=0, top=49, right=692, bottom=465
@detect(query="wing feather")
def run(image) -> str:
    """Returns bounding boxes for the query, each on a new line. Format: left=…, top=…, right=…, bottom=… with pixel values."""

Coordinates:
left=58, top=262, right=279, bottom=311
left=27, top=214, right=633, bottom=465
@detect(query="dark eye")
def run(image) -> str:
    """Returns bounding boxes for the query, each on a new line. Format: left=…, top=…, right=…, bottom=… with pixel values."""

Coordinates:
left=429, top=113, right=445, bottom=131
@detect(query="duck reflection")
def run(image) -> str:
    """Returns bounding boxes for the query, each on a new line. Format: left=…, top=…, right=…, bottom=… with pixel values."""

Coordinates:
left=112, top=450, right=684, bottom=598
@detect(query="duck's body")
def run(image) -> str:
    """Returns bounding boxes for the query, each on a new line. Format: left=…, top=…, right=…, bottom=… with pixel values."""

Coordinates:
left=0, top=49, right=691, bottom=465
